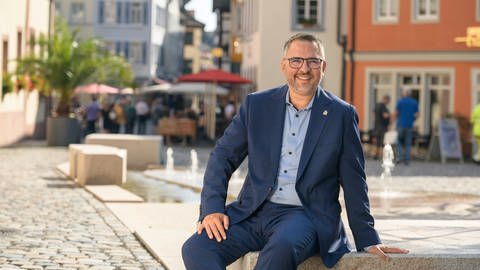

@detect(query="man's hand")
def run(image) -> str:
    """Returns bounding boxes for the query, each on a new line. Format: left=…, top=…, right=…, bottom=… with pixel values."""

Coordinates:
left=197, top=213, right=230, bottom=242
left=366, top=244, right=409, bottom=261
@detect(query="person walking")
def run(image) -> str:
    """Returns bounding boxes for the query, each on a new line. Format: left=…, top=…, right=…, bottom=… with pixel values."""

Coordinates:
left=372, top=95, right=391, bottom=159
left=135, top=99, right=149, bottom=134
left=471, top=101, right=480, bottom=163
left=394, top=89, right=419, bottom=165
left=182, top=33, right=408, bottom=270
left=83, top=95, right=101, bottom=135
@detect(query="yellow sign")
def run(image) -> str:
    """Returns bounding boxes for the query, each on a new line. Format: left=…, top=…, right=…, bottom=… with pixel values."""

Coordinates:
left=454, top=27, right=480, bottom=47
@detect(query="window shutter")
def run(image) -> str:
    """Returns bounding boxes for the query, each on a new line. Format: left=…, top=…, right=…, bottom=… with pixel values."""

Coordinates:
left=115, top=41, right=122, bottom=55
left=98, top=0, right=105, bottom=24
left=116, top=1, right=122, bottom=23
left=143, top=2, right=149, bottom=25
left=142, top=42, right=147, bottom=64
left=125, top=2, right=131, bottom=24
left=124, top=42, right=130, bottom=59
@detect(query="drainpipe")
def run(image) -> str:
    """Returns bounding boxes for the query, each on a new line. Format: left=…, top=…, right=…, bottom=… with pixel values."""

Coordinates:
left=337, top=0, right=347, bottom=100
left=348, top=0, right=356, bottom=104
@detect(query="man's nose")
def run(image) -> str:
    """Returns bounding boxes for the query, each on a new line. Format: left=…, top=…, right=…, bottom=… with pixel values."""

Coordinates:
left=299, top=60, right=311, bottom=72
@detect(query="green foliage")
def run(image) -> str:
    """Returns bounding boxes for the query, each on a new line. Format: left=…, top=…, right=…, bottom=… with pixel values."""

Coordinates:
left=16, top=20, right=133, bottom=115
left=1, top=72, right=14, bottom=97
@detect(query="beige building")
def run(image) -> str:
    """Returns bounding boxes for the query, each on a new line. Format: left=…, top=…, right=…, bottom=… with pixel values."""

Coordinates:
left=182, top=11, right=205, bottom=74
left=0, top=0, right=52, bottom=146
left=234, top=0, right=345, bottom=96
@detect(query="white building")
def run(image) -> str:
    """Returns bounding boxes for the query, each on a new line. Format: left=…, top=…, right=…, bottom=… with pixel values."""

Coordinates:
left=236, top=0, right=345, bottom=96
left=55, top=0, right=186, bottom=85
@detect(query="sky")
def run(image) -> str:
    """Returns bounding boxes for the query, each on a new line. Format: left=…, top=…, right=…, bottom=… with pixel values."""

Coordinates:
left=184, top=0, right=217, bottom=32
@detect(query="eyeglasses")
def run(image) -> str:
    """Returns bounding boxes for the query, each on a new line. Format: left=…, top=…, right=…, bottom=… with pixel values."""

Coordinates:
left=285, top=57, right=324, bottom=69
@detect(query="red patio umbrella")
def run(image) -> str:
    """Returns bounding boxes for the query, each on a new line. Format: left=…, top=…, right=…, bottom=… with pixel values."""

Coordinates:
left=177, top=69, right=252, bottom=84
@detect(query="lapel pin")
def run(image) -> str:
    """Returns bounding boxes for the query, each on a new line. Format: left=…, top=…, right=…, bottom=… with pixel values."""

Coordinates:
left=323, top=110, right=328, bottom=116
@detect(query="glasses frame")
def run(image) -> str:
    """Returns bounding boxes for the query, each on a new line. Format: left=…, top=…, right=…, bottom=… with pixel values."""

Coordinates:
left=285, top=57, right=324, bottom=69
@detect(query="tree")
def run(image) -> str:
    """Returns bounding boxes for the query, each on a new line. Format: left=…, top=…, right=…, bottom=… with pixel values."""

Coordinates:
left=17, top=20, right=133, bottom=116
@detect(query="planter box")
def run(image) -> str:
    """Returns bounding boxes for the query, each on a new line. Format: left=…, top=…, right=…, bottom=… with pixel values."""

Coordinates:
left=46, top=117, right=81, bottom=146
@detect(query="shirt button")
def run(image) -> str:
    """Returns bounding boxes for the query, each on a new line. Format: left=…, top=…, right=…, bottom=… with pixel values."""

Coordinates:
left=279, top=188, right=283, bottom=191
left=295, top=114, right=299, bottom=117
left=292, top=133, right=295, bottom=136
left=289, top=151, right=292, bottom=155
left=284, top=170, right=287, bottom=173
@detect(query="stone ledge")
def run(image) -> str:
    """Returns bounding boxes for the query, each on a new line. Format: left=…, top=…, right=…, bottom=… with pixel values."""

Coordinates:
left=85, top=185, right=144, bottom=202
left=244, top=252, right=480, bottom=270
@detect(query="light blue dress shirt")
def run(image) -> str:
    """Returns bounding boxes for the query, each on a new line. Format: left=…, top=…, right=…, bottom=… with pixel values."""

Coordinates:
left=269, top=89, right=318, bottom=206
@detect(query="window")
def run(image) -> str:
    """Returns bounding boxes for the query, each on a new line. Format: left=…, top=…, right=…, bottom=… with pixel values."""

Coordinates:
left=293, top=0, right=324, bottom=30
left=128, top=42, right=143, bottom=64
left=130, top=2, right=143, bottom=24
left=70, top=2, right=85, bottom=24
left=17, top=30, right=22, bottom=60
left=477, top=0, right=480, bottom=21
left=185, top=31, right=193, bottom=45
left=104, top=0, right=116, bottom=24
left=98, top=1, right=105, bottom=24
left=413, top=0, right=439, bottom=22
left=54, top=1, right=61, bottom=18
left=2, top=39, right=8, bottom=73
left=156, top=6, right=166, bottom=27
left=374, top=0, right=398, bottom=23
left=183, top=59, right=193, bottom=74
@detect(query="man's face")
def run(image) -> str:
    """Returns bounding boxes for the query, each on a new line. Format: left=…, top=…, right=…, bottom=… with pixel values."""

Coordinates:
left=281, top=40, right=326, bottom=97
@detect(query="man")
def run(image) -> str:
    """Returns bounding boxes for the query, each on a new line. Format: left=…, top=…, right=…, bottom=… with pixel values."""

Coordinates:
left=135, top=99, right=149, bottom=134
left=394, top=89, right=419, bottom=165
left=182, top=33, right=408, bottom=270
left=84, top=95, right=101, bottom=135
left=373, top=95, right=391, bottom=159
left=471, top=101, right=480, bottom=164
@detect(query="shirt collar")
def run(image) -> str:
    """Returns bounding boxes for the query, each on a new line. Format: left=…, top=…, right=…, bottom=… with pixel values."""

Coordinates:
left=285, top=87, right=319, bottom=111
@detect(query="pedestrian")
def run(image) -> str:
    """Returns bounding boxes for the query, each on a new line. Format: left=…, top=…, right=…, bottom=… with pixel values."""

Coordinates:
left=135, top=99, right=149, bottom=134
left=372, top=94, right=391, bottom=159
left=124, top=97, right=136, bottom=134
left=394, top=88, right=419, bottom=165
left=223, top=100, right=236, bottom=122
left=83, top=95, right=101, bottom=135
left=182, top=33, right=408, bottom=270
left=471, top=101, right=480, bottom=163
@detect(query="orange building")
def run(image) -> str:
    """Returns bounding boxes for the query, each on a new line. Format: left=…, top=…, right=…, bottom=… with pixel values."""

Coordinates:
left=345, top=0, right=480, bottom=142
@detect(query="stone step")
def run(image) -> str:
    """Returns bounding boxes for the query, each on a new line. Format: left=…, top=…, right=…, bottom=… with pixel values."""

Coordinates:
left=85, top=185, right=144, bottom=203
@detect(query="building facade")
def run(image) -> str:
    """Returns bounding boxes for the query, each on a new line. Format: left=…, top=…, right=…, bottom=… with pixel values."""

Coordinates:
left=55, top=0, right=185, bottom=85
left=346, top=0, right=480, bottom=141
left=181, top=10, right=205, bottom=74
left=234, top=0, right=345, bottom=95
left=0, top=0, right=51, bottom=146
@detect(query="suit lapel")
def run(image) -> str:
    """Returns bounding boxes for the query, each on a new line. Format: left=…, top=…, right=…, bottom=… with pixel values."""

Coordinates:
left=269, top=85, right=288, bottom=177
left=296, top=88, right=333, bottom=181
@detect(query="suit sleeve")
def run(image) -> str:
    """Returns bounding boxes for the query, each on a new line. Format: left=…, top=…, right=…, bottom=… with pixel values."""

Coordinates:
left=198, top=96, right=250, bottom=221
left=338, top=105, right=381, bottom=250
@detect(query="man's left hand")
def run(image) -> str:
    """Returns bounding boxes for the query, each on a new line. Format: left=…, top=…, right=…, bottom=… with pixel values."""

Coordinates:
left=366, top=244, right=409, bottom=261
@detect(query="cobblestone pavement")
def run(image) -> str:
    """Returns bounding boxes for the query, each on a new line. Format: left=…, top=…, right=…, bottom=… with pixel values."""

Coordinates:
left=0, top=141, right=164, bottom=270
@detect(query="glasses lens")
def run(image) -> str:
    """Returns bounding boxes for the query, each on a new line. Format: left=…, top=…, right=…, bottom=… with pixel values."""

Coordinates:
left=289, top=58, right=303, bottom=68
left=307, top=59, right=321, bottom=69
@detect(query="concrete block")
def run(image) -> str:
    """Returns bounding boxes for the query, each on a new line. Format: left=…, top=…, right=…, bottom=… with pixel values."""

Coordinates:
left=68, top=144, right=119, bottom=179
left=85, top=133, right=164, bottom=170
left=76, top=148, right=127, bottom=186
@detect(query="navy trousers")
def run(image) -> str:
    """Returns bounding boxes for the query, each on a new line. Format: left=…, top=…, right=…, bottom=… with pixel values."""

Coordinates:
left=182, top=201, right=319, bottom=270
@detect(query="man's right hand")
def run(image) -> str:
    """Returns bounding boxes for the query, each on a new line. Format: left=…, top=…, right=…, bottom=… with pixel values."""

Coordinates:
left=197, top=213, right=229, bottom=242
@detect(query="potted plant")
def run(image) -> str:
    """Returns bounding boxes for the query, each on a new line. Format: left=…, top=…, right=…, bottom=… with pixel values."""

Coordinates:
left=17, top=20, right=133, bottom=145
left=299, top=18, right=318, bottom=27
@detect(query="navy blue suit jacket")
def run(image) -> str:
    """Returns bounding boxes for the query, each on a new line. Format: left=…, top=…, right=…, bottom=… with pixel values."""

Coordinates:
left=199, top=85, right=381, bottom=267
